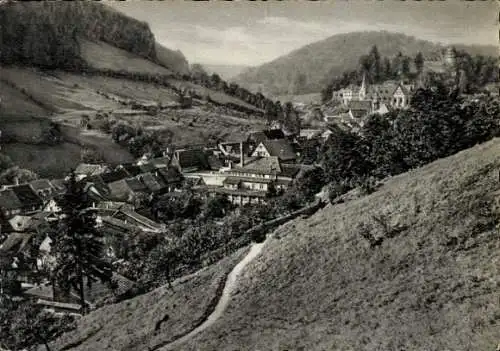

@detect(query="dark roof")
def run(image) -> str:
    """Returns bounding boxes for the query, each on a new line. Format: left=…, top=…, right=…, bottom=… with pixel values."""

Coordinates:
left=232, top=156, right=282, bottom=175
left=11, top=185, right=43, bottom=208
left=0, top=233, right=33, bottom=254
left=86, top=175, right=111, bottom=197
left=100, top=169, right=130, bottom=184
left=137, top=173, right=166, bottom=192
left=139, top=163, right=157, bottom=174
left=0, top=189, right=23, bottom=210
left=207, top=155, right=223, bottom=170
left=150, top=156, right=171, bottom=169
left=125, top=178, right=149, bottom=193
left=107, top=178, right=148, bottom=200
left=349, top=109, right=370, bottom=119
left=175, top=149, right=210, bottom=171
left=280, top=164, right=302, bottom=178
left=260, top=139, right=297, bottom=161
left=347, top=100, right=372, bottom=111
left=156, top=167, right=183, bottom=184
left=119, top=164, right=142, bottom=177
left=49, top=179, right=67, bottom=194
left=248, top=129, right=285, bottom=144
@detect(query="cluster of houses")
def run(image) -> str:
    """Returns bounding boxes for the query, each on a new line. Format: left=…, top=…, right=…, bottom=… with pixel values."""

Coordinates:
left=326, top=46, right=465, bottom=127
left=0, top=124, right=331, bottom=313
left=327, top=73, right=415, bottom=126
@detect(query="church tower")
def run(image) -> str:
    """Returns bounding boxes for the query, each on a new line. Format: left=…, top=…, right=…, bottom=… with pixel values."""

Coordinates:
left=444, top=46, right=457, bottom=68
left=359, top=72, right=367, bottom=100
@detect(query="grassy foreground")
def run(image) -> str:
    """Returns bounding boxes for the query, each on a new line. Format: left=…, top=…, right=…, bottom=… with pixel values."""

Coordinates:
left=46, top=247, right=249, bottom=351
left=177, top=138, right=500, bottom=350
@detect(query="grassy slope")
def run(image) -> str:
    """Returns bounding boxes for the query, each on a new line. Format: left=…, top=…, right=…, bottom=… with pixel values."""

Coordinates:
left=47, top=247, right=249, bottom=351
left=180, top=138, right=500, bottom=351
left=80, top=39, right=174, bottom=77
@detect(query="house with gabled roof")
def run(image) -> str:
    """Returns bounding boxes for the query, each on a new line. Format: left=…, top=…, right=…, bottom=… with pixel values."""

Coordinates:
left=99, top=169, right=130, bottom=184
left=107, top=177, right=149, bottom=202
left=247, top=129, right=285, bottom=145
left=117, top=163, right=142, bottom=177
left=171, top=148, right=211, bottom=173
left=215, top=156, right=299, bottom=205
left=10, top=184, right=43, bottom=214
left=251, top=139, right=297, bottom=162
left=155, top=167, right=183, bottom=192
left=29, top=179, right=56, bottom=202
left=136, top=173, right=167, bottom=194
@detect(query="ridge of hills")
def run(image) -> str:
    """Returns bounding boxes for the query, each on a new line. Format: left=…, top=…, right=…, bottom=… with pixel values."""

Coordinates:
left=47, top=137, right=500, bottom=350
left=234, top=31, right=498, bottom=96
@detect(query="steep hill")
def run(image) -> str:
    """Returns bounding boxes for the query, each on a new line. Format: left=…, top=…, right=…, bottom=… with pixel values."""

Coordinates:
left=0, top=1, right=265, bottom=176
left=235, top=31, right=497, bottom=95
left=173, top=137, right=500, bottom=350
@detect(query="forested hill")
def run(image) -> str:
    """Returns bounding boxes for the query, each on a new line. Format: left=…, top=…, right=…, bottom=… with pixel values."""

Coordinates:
left=0, top=1, right=187, bottom=73
left=234, top=31, right=497, bottom=96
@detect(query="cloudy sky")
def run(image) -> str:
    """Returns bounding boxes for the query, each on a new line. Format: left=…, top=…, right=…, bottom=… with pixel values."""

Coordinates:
left=110, top=1, right=498, bottom=66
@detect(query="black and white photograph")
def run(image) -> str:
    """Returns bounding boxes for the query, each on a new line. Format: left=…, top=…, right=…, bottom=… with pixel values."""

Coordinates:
left=0, top=0, right=499, bottom=350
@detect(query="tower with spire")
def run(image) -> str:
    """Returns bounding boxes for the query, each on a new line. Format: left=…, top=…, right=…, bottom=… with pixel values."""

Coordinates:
left=358, top=72, right=367, bottom=100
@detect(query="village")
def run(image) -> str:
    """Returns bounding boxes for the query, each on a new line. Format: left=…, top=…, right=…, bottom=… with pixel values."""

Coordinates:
left=0, top=116, right=338, bottom=315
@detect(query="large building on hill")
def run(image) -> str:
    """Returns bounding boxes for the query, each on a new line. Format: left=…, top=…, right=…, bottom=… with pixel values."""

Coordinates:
left=332, top=74, right=415, bottom=113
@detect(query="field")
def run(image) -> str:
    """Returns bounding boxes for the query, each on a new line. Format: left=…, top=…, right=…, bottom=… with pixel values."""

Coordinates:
left=2, top=143, right=82, bottom=178
left=0, top=64, right=266, bottom=174
left=47, top=247, right=249, bottom=351
left=166, top=78, right=262, bottom=113
left=175, top=138, right=500, bottom=351
left=0, top=80, right=51, bottom=118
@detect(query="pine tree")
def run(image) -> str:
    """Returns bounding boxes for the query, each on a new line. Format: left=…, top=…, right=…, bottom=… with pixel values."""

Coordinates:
left=414, top=52, right=424, bottom=75
left=51, top=172, right=112, bottom=313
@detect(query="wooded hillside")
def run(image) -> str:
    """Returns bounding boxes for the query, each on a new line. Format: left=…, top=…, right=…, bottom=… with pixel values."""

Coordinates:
left=0, top=1, right=156, bottom=69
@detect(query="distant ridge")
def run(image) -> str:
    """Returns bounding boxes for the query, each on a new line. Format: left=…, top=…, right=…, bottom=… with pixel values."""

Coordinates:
left=234, top=31, right=498, bottom=95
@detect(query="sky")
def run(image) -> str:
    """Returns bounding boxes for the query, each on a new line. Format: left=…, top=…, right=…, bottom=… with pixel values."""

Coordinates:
left=109, top=0, right=498, bottom=67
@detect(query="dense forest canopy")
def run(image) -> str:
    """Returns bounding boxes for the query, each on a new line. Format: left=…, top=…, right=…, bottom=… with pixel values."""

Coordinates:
left=0, top=1, right=156, bottom=69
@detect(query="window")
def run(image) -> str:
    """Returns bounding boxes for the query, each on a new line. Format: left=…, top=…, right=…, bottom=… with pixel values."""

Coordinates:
left=259, top=184, right=264, bottom=190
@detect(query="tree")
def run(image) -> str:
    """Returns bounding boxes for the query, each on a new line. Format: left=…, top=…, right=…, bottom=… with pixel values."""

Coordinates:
left=294, top=167, right=326, bottom=201
left=401, top=56, right=411, bottom=78
left=369, top=45, right=381, bottom=82
left=383, top=57, right=392, bottom=80
left=321, top=128, right=373, bottom=186
left=51, top=172, right=112, bottom=313
left=414, top=52, right=424, bottom=75
left=202, top=195, right=232, bottom=219
left=283, top=101, right=301, bottom=135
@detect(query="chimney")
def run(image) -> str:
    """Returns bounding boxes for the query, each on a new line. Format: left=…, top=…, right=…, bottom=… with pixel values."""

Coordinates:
left=240, top=141, right=244, bottom=167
